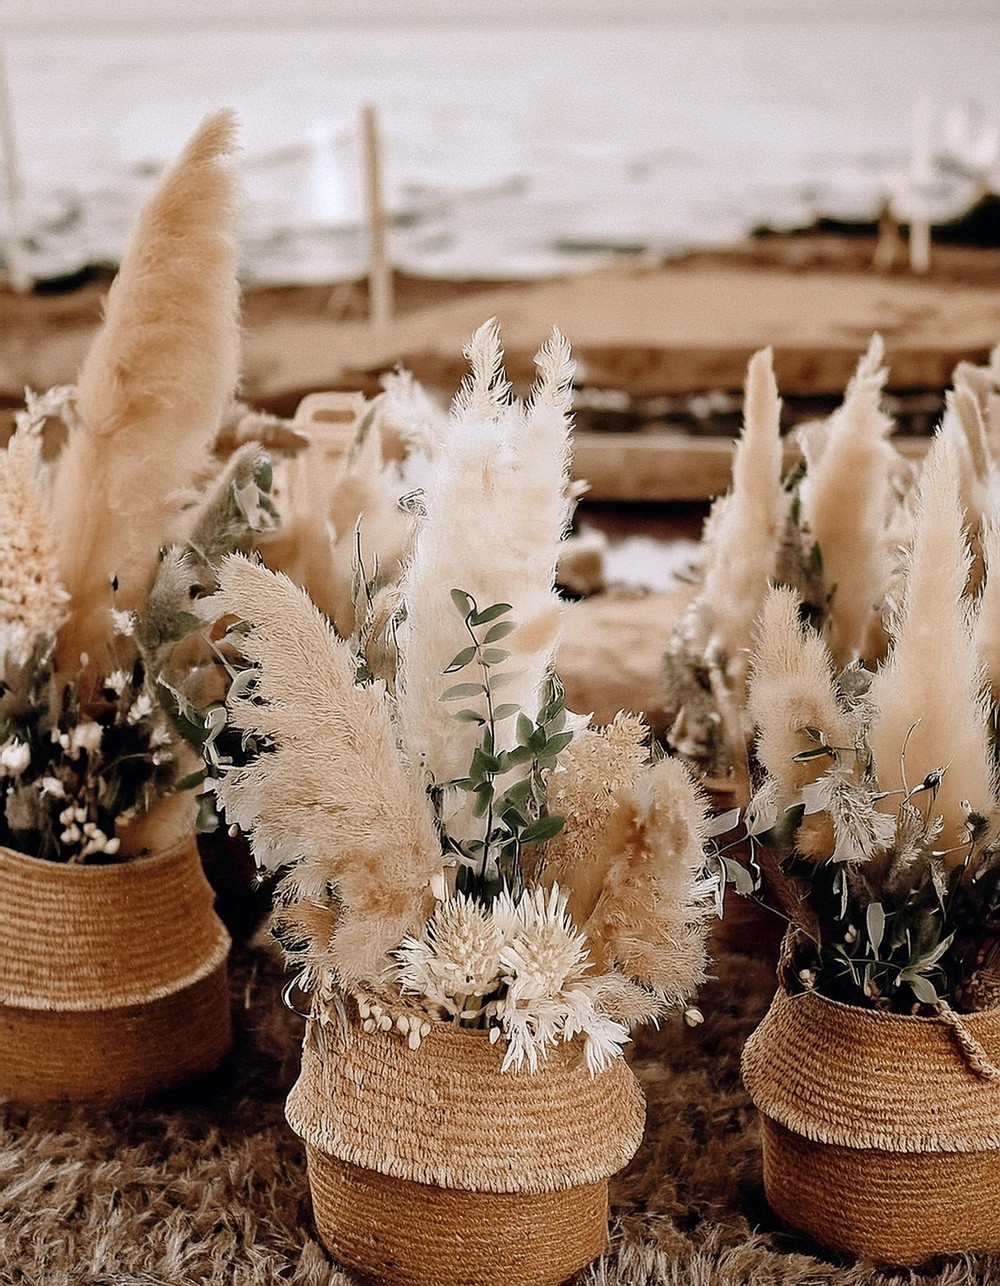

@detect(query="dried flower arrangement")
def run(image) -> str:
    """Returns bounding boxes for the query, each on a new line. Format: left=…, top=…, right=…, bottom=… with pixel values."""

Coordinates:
left=664, top=338, right=911, bottom=784
left=0, top=113, right=274, bottom=866
left=213, top=321, right=718, bottom=1073
left=744, top=428, right=1000, bottom=1015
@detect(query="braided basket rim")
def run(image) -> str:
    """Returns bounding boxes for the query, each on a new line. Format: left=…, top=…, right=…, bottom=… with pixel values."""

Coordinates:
left=285, top=1008, right=646, bottom=1194
left=0, top=838, right=230, bottom=1010
left=742, top=984, right=1000, bottom=1153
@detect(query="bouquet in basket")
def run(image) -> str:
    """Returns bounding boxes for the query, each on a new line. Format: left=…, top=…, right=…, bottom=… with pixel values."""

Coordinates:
left=212, top=321, right=719, bottom=1072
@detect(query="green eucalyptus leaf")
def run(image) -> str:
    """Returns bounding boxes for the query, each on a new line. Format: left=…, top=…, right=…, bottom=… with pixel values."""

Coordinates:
left=520, top=814, right=565, bottom=845
left=441, top=682, right=485, bottom=701
left=483, top=620, right=517, bottom=643
left=453, top=709, right=486, bottom=724
left=721, top=856, right=756, bottom=896
left=492, top=703, right=520, bottom=721
left=542, top=730, right=573, bottom=757
left=866, top=901, right=886, bottom=953
left=445, top=646, right=478, bottom=673
left=450, top=588, right=475, bottom=617
left=480, top=648, right=510, bottom=667
left=470, top=602, right=513, bottom=626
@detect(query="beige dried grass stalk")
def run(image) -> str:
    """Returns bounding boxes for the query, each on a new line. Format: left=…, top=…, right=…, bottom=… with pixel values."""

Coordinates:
left=697, top=347, right=788, bottom=693
left=747, top=585, right=852, bottom=802
left=797, top=336, right=897, bottom=666
left=581, top=757, right=713, bottom=1005
left=214, top=555, right=442, bottom=991
left=868, top=436, right=996, bottom=856
left=977, top=520, right=1000, bottom=703
left=0, top=424, right=68, bottom=665
left=52, top=110, right=241, bottom=679
left=395, top=322, right=573, bottom=793
left=540, top=712, right=649, bottom=929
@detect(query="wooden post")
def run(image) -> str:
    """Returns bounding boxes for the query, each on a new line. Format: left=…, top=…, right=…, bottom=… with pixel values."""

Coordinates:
left=360, top=103, right=392, bottom=328
left=0, top=40, right=30, bottom=293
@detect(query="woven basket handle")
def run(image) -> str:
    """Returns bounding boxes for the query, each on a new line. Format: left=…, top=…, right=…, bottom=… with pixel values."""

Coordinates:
left=934, top=1002, right=1000, bottom=1081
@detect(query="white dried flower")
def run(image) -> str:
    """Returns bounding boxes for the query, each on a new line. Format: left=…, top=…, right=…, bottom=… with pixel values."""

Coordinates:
left=68, top=721, right=103, bottom=756
left=0, top=739, right=30, bottom=776
left=40, top=776, right=66, bottom=798
left=110, top=609, right=135, bottom=637
left=395, top=893, right=504, bottom=1016
left=104, top=669, right=129, bottom=695
left=126, top=693, right=154, bottom=725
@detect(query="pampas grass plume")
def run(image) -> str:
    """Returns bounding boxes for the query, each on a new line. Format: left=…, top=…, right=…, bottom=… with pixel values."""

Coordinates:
left=52, top=110, right=241, bottom=677
left=868, top=435, right=996, bottom=854
left=214, top=554, right=442, bottom=991
left=977, top=519, right=1000, bottom=703
left=698, top=347, right=787, bottom=692
left=541, top=711, right=649, bottom=928
left=798, top=335, right=897, bottom=665
left=582, top=756, right=712, bottom=1005
left=0, top=426, right=69, bottom=665
left=747, top=585, right=852, bottom=801
left=395, top=322, right=573, bottom=792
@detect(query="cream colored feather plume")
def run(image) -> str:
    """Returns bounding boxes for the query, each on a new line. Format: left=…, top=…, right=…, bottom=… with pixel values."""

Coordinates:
left=581, top=756, right=713, bottom=1005
left=747, top=585, right=852, bottom=803
left=0, top=425, right=69, bottom=667
left=52, top=110, right=241, bottom=678
left=798, top=335, right=897, bottom=666
left=868, top=436, right=996, bottom=856
left=976, top=519, right=1000, bottom=703
left=697, top=347, right=788, bottom=693
left=540, top=712, right=649, bottom=928
left=395, top=322, right=573, bottom=803
left=214, top=554, right=442, bottom=991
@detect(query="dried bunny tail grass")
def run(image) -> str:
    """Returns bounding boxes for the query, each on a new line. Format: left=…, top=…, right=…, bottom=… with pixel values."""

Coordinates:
left=582, top=757, right=713, bottom=1005
left=798, top=335, right=898, bottom=666
left=541, top=712, right=649, bottom=928
left=869, top=435, right=997, bottom=857
left=698, top=347, right=788, bottom=694
left=213, top=555, right=442, bottom=991
left=977, top=518, right=1000, bottom=703
left=52, top=110, right=241, bottom=677
left=0, top=425, right=69, bottom=667
left=395, top=322, right=572, bottom=792
left=748, top=585, right=853, bottom=800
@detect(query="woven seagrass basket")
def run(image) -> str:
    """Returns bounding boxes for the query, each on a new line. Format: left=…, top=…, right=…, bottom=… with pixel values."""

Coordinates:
left=285, top=1007, right=647, bottom=1286
left=742, top=984, right=1000, bottom=1264
left=0, top=837, right=232, bottom=1104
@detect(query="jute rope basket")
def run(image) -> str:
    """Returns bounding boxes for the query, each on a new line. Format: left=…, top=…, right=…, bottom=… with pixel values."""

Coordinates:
left=285, top=1005, right=647, bottom=1286
left=742, top=984, right=1000, bottom=1264
left=0, top=837, right=232, bottom=1104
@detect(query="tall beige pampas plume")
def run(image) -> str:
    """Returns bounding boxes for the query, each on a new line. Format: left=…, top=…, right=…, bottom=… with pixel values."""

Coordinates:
left=747, top=585, right=852, bottom=803
left=214, top=555, right=442, bottom=992
left=976, top=519, right=1000, bottom=703
left=52, top=110, right=241, bottom=678
left=581, top=757, right=713, bottom=1005
left=868, top=435, right=996, bottom=857
left=696, top=347, right=788, bottom=693
left=0, top=425, right=69, bottom=667
left=797, top=335, right=897, bottom=666
left=396, top=321, right=573, bottom=793
left=540, top=712, right=649, bottom=929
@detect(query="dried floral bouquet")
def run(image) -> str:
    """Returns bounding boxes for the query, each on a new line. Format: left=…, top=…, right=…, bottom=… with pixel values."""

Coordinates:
left=212, top=323, right=719, bottom=1285
left=0, top=112, right=272, bottom=1103
left=740, top=427, right=1000, bottom=1263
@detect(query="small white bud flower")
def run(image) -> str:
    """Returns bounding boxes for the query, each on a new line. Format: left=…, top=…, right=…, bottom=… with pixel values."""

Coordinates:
left=0, top=740, right=31, bottom=776
left=104, top=837, right=121, bottom=855
left=40, top=777, right=66, bottom=798
left=683, top=1007, right=705, bottom=1027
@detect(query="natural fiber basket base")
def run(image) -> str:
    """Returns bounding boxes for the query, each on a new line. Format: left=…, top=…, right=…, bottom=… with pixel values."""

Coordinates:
left=762, top=1116, right=1000, bottom=1264
left=306, top=1143, right=609, bottom=1286
left=0, top=962, right=232, bottom=1105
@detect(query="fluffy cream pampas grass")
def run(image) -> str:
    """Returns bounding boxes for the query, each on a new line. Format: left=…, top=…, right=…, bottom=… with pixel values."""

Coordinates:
left=868, top=436, right=997, bottom=854
left=214, top=555, right=442, bottom=993
left=395, top=321, right=573, bottom=795
left=51, top=110, right=241, bottom=681
left=0, top=421, right=68, bottom=667
left=797, top=336, right=898, bottom=666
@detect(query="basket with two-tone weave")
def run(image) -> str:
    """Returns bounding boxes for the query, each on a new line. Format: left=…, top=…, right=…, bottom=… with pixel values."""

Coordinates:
left=285, top=1006, right=647, bottom=1286
left=742, top=984, right=1000, bottom=1264
left=0, top=837, right=232, bottom=1104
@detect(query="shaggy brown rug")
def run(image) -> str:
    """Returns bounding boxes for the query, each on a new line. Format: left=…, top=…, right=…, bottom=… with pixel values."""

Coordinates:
left=3, top=928, right=998, bottom=1286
